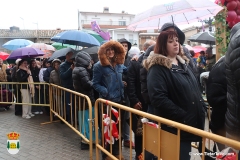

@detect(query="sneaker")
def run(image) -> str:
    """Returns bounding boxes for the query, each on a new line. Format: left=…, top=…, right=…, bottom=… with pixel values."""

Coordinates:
left=34, top=111, right=39, bottom=114
left=22, top=115, right=31, bottom=119
left=39, top=111, right=43, bottom=114
left=29, top=113, right=35, bottom=117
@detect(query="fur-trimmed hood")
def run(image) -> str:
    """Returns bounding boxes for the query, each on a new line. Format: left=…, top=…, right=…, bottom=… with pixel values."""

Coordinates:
left=98, top=40, right=125, bottom=66
left=143, top=51, right=189, bottom=71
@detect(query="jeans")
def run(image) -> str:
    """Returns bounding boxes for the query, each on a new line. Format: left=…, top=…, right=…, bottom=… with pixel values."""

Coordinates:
left=123, top=111, right=130, bottom=141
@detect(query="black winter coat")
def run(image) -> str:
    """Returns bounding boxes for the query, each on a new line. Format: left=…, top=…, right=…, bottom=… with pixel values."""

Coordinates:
left=17, top=69, right=30, bottom=89
left=72, top=51, right=95, bottom=105
left=140, top=45, right=199, bottom=105
left=143, top=53, right=205, bottom=141
left=206, top=56, right=227, bottom=132
left=127, top=58, right=147, bottom=111
left=225, top=23, right=240, bottom=137
left=30, top=67, right=40, bottom=83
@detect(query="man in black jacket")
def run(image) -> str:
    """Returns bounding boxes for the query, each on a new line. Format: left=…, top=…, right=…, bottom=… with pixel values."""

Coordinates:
left=118, top=38, right=135, bottom=148
left=11, top=59, right=22, bottom=116
left=206, top=56, right=226, bottom=151
left=127, top=40, right=156, bottom=160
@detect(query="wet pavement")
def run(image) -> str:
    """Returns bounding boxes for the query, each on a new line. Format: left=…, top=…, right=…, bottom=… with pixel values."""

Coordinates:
left=0, top=105, right=213, bottom=160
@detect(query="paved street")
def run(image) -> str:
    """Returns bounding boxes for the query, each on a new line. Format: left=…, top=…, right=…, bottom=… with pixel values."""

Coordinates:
left=0, top=105, right=92, bottom=160
left=0, top=105, right=213, bottom=160
left=0, top=105, right=135, bottom=160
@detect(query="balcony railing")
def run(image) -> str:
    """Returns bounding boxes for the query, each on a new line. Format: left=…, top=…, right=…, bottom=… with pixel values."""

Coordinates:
left=81, top=20, right=131, bottom=26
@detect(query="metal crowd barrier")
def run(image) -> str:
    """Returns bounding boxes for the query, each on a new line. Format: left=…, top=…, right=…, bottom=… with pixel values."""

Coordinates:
left=94, top=98, right=240, bottom=160
left=0, top=82, right=50, bottom=107
left=2, top=82, right=240, bottom=160
left=47, top=83, right=94, bottom=160
left=0, top=82, right=94, bottom=160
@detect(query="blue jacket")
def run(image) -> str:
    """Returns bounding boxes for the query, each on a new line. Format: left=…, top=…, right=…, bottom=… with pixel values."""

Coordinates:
left=59, top=60, right=74, bottom=90
left=92, top=40, right=127, bottom=103
left=92, top=61, right=126, bottom=103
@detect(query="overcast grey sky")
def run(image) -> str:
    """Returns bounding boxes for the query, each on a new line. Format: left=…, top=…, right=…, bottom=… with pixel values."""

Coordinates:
left=0, top=0, right=215, bottom=30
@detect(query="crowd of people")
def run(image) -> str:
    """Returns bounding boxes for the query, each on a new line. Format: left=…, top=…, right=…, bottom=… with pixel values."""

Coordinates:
left=0, top=21, right=240, bottom=160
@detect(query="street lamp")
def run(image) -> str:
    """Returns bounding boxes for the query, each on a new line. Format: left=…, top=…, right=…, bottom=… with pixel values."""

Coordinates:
left=20, top=17, right=25, bottom=29
left=199, top=17, right=214, bottom=32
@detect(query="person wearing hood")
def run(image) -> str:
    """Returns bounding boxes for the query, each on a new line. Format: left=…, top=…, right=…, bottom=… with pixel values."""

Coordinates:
left=118, top=38, right=135, bottom=149
left=92, top=40, right=126, bottom=160
left=143, top=31, right=205, bottom=160
left=140, top=22, right=199, bottom=114
left=72, top=51, right=99, bottom=150
left=225, top=22, right=240, bottom=147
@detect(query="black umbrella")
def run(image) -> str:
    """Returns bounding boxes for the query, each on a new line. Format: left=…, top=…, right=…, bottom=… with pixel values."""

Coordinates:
left=188, top=32, right=215, bottom=45
left=48, top=47, right=75, bottom=62
left=71, top=46, right=99, bottom=63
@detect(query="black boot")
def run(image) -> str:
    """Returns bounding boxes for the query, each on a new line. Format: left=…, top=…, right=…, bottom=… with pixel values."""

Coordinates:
left=80, top=142, right=89, bottom=150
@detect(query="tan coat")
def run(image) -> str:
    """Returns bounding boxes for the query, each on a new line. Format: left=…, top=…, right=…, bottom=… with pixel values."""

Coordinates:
left=0, top=64, right=7, bottom=82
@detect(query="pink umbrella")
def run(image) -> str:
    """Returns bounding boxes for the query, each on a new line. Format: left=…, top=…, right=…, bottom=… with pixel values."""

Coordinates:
left=27, top=43, right=56, bottom=53
left=127, top=0, right=223, bottom=31
left=0, top=51, right=9, bottom=60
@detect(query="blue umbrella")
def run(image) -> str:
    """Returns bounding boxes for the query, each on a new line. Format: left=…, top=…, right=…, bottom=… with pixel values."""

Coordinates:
left=51, top=30, right=100, bottom=47
left=2, top=39, right=34, bottom=51
left=7, top=47, right=44, bottom=60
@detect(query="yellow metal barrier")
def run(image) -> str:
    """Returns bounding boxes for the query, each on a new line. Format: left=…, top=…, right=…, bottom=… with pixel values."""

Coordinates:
left=49, top=84, right=94, bottom=160
left=0, top=82, right=95, bottom=160
left=0, top=82, right=50, bottom=107
left=94, top=98, right=240, bottom=160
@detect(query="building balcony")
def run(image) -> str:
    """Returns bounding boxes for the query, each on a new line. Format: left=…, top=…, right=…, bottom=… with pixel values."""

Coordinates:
left=81, top=20, right=131, bottom=26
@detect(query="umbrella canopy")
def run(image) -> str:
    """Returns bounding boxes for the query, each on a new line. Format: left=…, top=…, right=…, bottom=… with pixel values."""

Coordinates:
left=192, top=46, right=207, bottom=53
left=48, top=47, right=75, bottom=62
left=188, top=32, right=215, bottom=45
left=71, top=46, right=100, bottom=63
left=26, top=43, right=56, bottom=53
left=0, top=51, right=10, bottom=60
left=51, top=42, right=76, bottom=50
left=127, top=0, right=223, bottom=31
left=51, top=30, right=100, bottom=47
left=2, top=39, right=34, bottom=51
left=81, top=29, right=105, bottom=44
left=7, top=47, right=45, bottom=60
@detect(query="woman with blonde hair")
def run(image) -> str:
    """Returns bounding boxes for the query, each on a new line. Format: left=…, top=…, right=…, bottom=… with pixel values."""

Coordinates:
left=143, top=31, right=205, bottom=160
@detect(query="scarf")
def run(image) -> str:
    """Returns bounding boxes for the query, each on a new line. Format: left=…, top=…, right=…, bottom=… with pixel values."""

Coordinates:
left=19, top=66, right=35, bottom=97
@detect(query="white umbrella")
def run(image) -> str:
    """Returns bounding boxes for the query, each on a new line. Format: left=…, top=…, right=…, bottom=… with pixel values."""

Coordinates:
left=127, top=0, right=223, bottom=31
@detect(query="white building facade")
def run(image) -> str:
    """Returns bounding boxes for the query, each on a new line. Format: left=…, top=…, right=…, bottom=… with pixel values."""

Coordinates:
left=78, top=7, right=139, bottom=46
